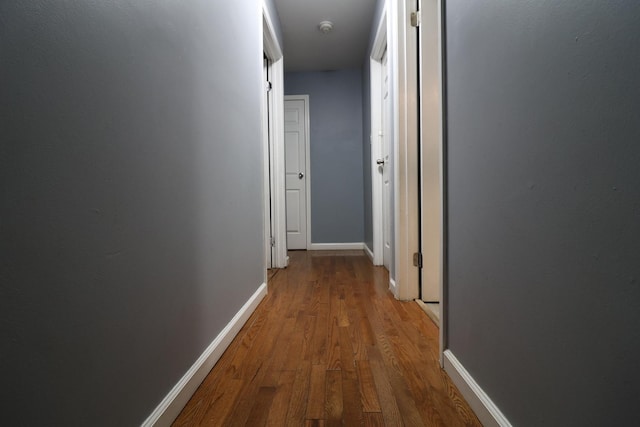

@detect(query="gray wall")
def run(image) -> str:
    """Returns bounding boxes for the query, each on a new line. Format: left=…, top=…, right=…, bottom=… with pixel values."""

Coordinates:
left=446, top=1, right=640, bottom=425
left=263, top=0, right=284, bottom=50
left=362, top=65, right=374, bottom=251
left=285, top=70, right=365, bottom=244
left=0, top=1, right=266, bottom=425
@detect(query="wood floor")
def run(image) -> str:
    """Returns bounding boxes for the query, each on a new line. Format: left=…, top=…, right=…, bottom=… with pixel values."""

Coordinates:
left=173, top=251, right=480, bottom=426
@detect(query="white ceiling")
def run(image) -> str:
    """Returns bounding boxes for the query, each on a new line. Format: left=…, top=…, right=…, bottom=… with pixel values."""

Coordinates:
left=273, top=0, right=378, bottom=72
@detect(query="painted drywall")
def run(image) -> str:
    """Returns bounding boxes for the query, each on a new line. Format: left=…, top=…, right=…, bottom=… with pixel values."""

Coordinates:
left=0, top=1, right=267, bottom=425
left=362, top=65, right=374, bottom=251
left=367, top=0, right=386, bottom=53
left=446, top=1, right=640, bottom=425
left=263, top=0, right=284, bottom=49
left=285, top=69, right=365, bottom=243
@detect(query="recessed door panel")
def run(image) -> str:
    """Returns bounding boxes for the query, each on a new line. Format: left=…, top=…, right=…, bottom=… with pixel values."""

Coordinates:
left=284, top=97, right=308, bottom=250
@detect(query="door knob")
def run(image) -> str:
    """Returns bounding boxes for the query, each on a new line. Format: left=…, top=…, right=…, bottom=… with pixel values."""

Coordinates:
left=376, top=159, right=385, bottom=165
left=298, top=172, right=304, bottom=179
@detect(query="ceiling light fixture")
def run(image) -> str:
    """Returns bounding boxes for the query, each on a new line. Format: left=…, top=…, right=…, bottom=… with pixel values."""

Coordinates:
left=318, top=21, right=333, bottom=34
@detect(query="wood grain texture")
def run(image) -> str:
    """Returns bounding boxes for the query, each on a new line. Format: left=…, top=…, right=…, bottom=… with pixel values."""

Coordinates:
left=173, top=251, right=481, bottom=426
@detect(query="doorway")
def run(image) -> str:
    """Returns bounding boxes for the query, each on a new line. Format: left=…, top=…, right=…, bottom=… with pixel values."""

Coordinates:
left=381, top=50, right=392, bottom=271
left=415, top=0, right=445, bottom=364
left=263, top=55, right=275, bottom=267
left=262, top=5, right=288, bottom=269
left=418, top=0, right=444, bottom=308
left=284, top=95, right=311, bottom=250
left=370, top=10, right=389, bottom=270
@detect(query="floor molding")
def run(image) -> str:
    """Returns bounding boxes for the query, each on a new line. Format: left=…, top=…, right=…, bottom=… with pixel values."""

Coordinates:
left=308, top=242, right=365, bottom=251
left=415, top=300, right=440, bottom=327
left=141, top=283, right=268, bottom=427
left=443, top=350, right=512, bottom=427
left=389, top=277, right=397, bottom=297
left=364, top=243, right=374, bottom=262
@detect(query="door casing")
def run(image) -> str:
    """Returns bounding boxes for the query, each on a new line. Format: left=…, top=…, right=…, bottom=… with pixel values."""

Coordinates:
left=262, top=3, right=288, bottom=269
left=371, top=0, right=421, bottom=301
left=418, top=0, right=444, bottom=304
left=370, top=9, right=387, bottom=268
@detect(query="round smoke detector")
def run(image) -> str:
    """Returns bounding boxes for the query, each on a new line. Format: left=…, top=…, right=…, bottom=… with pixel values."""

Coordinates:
left=318, top=21, right=334, bottom=34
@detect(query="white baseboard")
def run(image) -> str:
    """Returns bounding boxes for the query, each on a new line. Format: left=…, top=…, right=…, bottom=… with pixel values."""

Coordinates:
left=141, top=283, right=268, bottom=427
left=364, top=244, right=374, bottom=262
left=307, top=242, right=365, bottom=251
left=389, top=277, right=397, bottom=297
left=443, top=350, right=512, bottom=427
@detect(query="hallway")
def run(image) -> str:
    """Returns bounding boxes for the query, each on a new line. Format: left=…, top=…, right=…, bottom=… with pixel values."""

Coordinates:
left=173, top=251, right=480, bottom=426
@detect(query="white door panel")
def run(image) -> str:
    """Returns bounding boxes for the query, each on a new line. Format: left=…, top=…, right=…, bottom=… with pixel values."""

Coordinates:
left=419, top=0, right=443, bottom=302
left=284, top=97, right=308, bottom=250
left=285, top=187, right=301, bottom=231
left=381, top=50, right=392, bottom=270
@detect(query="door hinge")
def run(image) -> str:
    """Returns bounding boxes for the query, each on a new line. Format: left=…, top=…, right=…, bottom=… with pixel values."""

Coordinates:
left=413, top=252, right=423, bottom=268
left=270, top=237, right=275, bottom=247
left=410, top=11, right=421, bottom=27
left=266, top=81, right=273, bottom=92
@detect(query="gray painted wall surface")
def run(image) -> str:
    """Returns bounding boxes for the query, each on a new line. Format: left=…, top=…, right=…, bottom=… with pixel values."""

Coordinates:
left=1, top=1, right=266, bottom=425
left=263, top=0, right=284, bottom=50
left=362, top=66, right=374, bottom=251
left=285, top=70, right=365, bottom=243
left=367, top=0, right=386, bottom=53
left=446, top=1, right=640, bottom=425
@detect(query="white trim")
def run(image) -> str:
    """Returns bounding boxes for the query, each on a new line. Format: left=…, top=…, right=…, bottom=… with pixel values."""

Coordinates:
left=262, top=56, right=272, bottom=272
left=389, top=277, right=398, bottom=297
left=307, top=242, right=365, bottom=251
left=270, top=61, right=287, bottom=268
left=370, top=58, right=383, bottom=267
left=284, top=95, right=311, bottom=251
left=371, top=8, right=388, bottom=59
left=364, top=243, right=374, bottom=262
left=141, top=283, right=268, bottom=427
left=436, top=0, right=446, bottom=369
left=443, top=350, right=513, bottom=427
left=370, top=7, right=387, bottom=268
left=392, top=0, right=420, bottom=301
left=262, top=2, right=287, bottom=268
left=418, top=0, right=444, bottom=304
left=262, top=1, right=282, bottom=60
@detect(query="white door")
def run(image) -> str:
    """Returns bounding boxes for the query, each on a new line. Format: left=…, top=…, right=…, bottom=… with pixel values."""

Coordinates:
left=262, top=56, right=274, bottom=268
left=284, top=96, right=309, bottom=250
left=381, top=51, right=392, bottom=270
left=418, top=0, right=443, bottom=302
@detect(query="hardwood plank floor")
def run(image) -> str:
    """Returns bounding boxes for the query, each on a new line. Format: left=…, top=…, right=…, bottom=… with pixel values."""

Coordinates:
left=173, top=251, right=480, bottom=427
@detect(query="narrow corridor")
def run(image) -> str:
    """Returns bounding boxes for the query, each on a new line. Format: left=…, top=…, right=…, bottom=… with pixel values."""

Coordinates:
left=174, top=251, right=480, bottom=426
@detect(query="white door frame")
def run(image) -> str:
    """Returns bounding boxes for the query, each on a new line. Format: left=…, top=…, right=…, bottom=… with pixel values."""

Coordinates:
left=284, top=95, right=312, bottom=250
left=416, top=0, right=446, bottom=366
left=418, top=0, right=444, bottom=303
left=262, top=56, right=273, bottom=269
left=371, top=0, right=420, bottom=301
left=391, top=0, right=420, bottom=301
left=262, top=2, right=288, bottom=269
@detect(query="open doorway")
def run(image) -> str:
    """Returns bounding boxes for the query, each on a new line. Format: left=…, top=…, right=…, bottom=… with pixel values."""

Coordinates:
left=371, top=0, right=445, bottom=365
left=414, top=0, right=446, bottom=365
left=370, top=11, right=389, bottom=271
left=283, top=95, right=311, bottom=250
left=262, top=5, right=288, bottom=273
left=416, top=0, right=444, bottom=331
